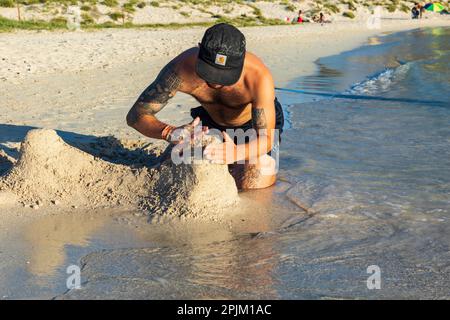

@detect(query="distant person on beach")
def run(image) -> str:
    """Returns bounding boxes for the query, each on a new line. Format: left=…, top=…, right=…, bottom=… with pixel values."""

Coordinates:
left=314, top=12, right=330, bottom=24
left=412, top=3, right=420, bottom=19
left=419, top=3, right=425, bottom=18
left=319, top=12, right=325, bottom=23
left=127, top=23, right=284, bottom=190
left=296, top=10, right=304, bottom=23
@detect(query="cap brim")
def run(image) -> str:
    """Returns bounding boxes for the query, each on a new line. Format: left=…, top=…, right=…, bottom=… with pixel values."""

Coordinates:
left=196, top=58, right=243, bottom=86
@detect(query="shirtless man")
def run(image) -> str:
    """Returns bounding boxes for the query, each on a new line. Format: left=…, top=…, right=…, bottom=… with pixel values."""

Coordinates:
left=126, top=23, right=284, bottom=190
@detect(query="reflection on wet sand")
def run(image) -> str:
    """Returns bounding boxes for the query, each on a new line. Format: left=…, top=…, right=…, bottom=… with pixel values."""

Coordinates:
left=58, top=223, right=282, bottom=299
left=187, top=190, right=279, bottom=299
left=4, top=179, right=304, bottom=299
left=23, top=213, right=108, bottom=276
left=56, top=185, right=301, bottom=299
left=367, top=36, right=382, bottom=46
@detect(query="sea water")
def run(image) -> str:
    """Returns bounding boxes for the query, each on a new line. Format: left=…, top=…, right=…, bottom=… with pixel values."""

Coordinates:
left=274, top=27, right=450, bottom=298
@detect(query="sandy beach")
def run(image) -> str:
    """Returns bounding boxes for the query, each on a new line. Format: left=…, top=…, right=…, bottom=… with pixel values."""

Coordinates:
left=1, top=15, right=450, bottom=299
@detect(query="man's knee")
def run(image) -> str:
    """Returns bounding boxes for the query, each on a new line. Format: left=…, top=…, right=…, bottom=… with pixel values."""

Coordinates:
left=229, top=155, right=277, bottom=190
left=258, top=154, right=277, bottom=176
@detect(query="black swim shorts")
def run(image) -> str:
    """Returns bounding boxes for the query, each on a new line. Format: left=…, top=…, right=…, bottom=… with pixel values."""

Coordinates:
left=190, top=97, right=284, bottom=158
left=190, top=97, right=284, bottom=143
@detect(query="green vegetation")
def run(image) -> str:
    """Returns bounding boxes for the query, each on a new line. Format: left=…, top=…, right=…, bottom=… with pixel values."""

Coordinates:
left=50, top=16, right=67, bottom=24
left=0, top=15, right=205, bottom=32
left=108, top=11, right=124, bottom=21
left=387, top=4, right=397, bottom=12
left=342, top=11, right=355, bottom=19
left=0, top=0, right=15, bottom=8
left=81, top=12, right=94, bottom=24
left=215, top=14, right=286, bottom=27
left=123, top=1, right=136, bottom=13
left=249, top=4, right=262, bottom=18
left=0, top=15, right=67, bottom=31
left=82, top=0, right=98, bottom=5
left=341, top=0, right=357, bottom=11
left=90, top=21, right=211, bottom=30
left=4, top=0, right=442, bottom=33
left=22, top=0, right=44, bottom=4
left=178, top=0, right=204, bottom=5
left=285, top=3, right=296, bottom=12
left=324, top=3, right=340, bottom=14
left=102, top=0, right=117, bottom=7
left=400, top=4, right=410, bottom=13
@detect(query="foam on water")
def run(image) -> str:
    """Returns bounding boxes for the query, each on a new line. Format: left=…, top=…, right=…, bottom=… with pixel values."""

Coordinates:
left=348, top=62, right=411, bottom=95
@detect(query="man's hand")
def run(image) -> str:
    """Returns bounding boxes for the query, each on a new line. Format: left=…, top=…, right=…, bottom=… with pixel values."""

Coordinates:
left=164, top=117, right=208, bottom=144
left=203, top=131, right=239, bottom=164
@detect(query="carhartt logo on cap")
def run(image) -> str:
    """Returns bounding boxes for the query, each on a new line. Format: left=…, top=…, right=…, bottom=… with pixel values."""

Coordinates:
left=215, top=53, right=227, bottom=66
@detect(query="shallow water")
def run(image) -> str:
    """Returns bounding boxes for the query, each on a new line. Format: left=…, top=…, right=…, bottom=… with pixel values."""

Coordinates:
left=2, top=27, right=449, bottom=299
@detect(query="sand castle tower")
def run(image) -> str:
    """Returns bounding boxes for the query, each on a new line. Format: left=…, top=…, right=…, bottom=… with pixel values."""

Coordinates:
left=146, top=136, right=239, bottom=220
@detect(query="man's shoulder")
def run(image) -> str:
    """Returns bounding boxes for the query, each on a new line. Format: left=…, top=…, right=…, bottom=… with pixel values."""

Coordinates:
left=244, top=52, right=273, bottom=88
left=245, top=52, right=272, bottom=77
left=170, top=47, right=201, bottom=92
left=171, top=47, right=198, bottom=71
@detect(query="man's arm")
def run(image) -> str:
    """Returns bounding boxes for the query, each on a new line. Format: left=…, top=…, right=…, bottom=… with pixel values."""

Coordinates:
left=238, top=75, right=276, bottom=161
left=126, top=60, right=182, bottom=140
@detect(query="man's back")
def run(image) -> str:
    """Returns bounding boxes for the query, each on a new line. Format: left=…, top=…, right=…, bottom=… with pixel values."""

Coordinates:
left=173, top=47, right=273, bottom=127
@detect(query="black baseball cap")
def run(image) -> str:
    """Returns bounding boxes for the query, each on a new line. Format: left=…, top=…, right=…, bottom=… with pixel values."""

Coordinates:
left=196, top=23, right=246, bottom=86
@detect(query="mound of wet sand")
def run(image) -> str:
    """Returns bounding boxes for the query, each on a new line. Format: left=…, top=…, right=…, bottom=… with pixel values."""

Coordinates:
left=148, top=159, right=239, bottom=220
left=0, top=129, right=239, bottom=220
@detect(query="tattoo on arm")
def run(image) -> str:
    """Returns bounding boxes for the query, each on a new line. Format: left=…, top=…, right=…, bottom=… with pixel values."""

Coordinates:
left=139, top=62, right=181, bottom=108
left=129, top=62, right=182, bottom=124
left=252, top=108, right=267, bottom=130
